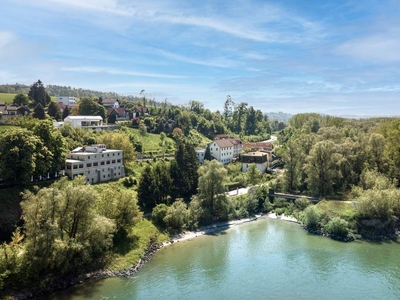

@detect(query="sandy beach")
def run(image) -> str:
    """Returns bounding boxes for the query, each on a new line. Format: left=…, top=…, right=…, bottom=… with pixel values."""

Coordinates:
left=163, top=213, right=301, bottom=246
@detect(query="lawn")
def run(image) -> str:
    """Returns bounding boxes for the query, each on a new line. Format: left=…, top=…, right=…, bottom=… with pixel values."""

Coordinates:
left=107, top=218, right=170, bottom=271
left=0, top=93, right=17, bottom=104
left=126, top=127, right=176, bottom=152
left=316, top=200, right=356, bottom=220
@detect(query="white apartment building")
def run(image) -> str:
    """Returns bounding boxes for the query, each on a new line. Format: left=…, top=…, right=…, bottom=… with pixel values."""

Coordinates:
left=65, top=144, right=125, bottom=184
left=209, top=138, right=242, bottom=165
left=196, top=149, right=205, bottom=164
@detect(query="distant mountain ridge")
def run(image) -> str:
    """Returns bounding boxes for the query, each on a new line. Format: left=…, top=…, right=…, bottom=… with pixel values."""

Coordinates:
left=265, top=112, right=293, bottom=123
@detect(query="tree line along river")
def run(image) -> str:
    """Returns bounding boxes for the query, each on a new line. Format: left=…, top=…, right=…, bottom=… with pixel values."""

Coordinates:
left=47, top=217, right=400, bottom=300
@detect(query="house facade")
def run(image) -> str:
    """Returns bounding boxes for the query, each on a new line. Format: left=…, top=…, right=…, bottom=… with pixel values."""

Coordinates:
left=196, top=149, right=205, bottom=164
left=209, top=138, right=242, bottom=165
left=65, top=144, right=125, bottom=184
left=101, top=98, right=119, bottom=108
left=107, top=107, right=130, bottom=122
left=64, top=115, right=103, bottom=128
left=57, top=97, right=77, bottom=106
left=0, top=103, right=30, bottom=120
left=240, top=152, right=269, bottom=173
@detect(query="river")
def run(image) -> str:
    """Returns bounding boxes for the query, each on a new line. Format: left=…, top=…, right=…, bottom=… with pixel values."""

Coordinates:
left=48, top=217, right=400, bottom=300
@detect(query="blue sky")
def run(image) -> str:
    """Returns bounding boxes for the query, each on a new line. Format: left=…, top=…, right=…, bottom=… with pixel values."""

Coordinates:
left=1, top=0, right=400, bottom=116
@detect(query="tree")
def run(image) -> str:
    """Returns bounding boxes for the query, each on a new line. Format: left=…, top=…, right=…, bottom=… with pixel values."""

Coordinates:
left=78, top=97, right=106, bottom=119
left=32, top=103, right=46, bottom=119
left=13, top=93, right=29, bottom=106
left=20, top=177, right=116, bottom=279
left=0, top=128, right=48, bottom=185
left=138, top=165, right=156, bottom=210
left=97, top=131, right=136, bottom=164
left=62, top=105, right=70, bottom=119
left=223, top=95, right=234, bottom=119
left=246, top=163, right=261, bottom=185
left=197, top=160, right=230, bottom=223
left=304, top=141, right=340, bottom=196
left=282, top=139, right=301, bottom=192
left=47, top=101, right=62, bottom=120
left=28, top=80, right=49, bottom=107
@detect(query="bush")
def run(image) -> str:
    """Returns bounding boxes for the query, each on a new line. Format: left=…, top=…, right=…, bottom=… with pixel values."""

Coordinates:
left=302, top=205, right=322, bottom=229
left=324, top=217, right=349, bottom=237
left=295, top=197, right=312, bottom=211
left=164, top=200, right=189, bottom=233
left=152, top=204, right=168, bottom=227
left=274, top=207, right=285, bottom=215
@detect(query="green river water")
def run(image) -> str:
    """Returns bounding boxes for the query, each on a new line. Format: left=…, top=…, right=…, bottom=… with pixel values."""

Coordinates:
left=49, top=217, right=400, bottom=300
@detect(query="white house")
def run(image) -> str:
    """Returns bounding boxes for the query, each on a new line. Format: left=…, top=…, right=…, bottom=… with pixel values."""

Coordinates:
left=65, top=144, right=125, bottom=184
left=196, top=149, right=205, bottom=164
left=58, top=96, right=77, bottom=106
left=64, top=115, right=103, bottom=128
left=240, top=152, right=269, bottom=173
left=208, top=138, right=243, bottom=165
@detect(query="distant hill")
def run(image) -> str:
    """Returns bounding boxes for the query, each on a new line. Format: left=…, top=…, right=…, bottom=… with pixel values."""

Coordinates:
left=265, top=112, right=293, bottom=123
left=0, top=83, right=140, bottom=101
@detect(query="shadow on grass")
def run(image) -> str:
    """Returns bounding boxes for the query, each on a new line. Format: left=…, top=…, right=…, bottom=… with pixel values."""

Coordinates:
left=112, top=231, right=140, bottom=255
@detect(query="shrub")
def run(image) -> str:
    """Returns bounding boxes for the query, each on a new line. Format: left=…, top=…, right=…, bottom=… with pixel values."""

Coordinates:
left=274, top=207, right=285, bottom=215
left=302, top=205, right=322, bottom=229
left=164, top=200, right=189, bottom=233
left=295, top=197, right=312, bottom=211
left=152, top=204, right=168, bottom=227
left=324, top=217, right=349, bottom=237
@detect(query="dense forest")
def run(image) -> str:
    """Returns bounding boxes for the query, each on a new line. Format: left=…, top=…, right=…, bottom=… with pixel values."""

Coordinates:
left=1, top=81, right=400, bottom=296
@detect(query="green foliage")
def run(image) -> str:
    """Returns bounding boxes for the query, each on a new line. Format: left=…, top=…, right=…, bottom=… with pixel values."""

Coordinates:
left=13, top=93, right=29, bottom=106
left=32, top=103, right=46, bottom=120
left=97, top=131, right=136, bottom=164
left=152, top=204, right=168, bottom=227
left=246, top=163, right=261, bottom=185
left=302, top=205, right=322, bottom=229
left=47, top=101, right=62, bottom=120
left=197, top=160, right=230, bottom=223
left=0, top=127, right=48, bottom=185
left=324, top=217, right=349, bottom=237
left=28, top=80, right=49, bottom=107
left=18, top=177, right=116, bottom=283
left=78, top=97, right=106, bottom=119
left=164, top=200, right=190, bottom=232
left=294, top=197, right=312, bottom=211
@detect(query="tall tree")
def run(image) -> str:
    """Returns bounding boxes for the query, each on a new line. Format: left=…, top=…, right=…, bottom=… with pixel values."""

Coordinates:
left=47, top=101, right=62, bottom=120
left=0, top=128, right=48, bottom=185
left=304, top=141, right=340, bottom=196
left=197, top=160, right=230, bottom=223
left=28, top=80, right=49, bottom=107
left=62, top=105, right=70, bottom=119
left=32, top=103, right=46, bottom=120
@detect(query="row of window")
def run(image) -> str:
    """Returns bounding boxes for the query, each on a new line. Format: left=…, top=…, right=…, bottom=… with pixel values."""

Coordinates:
left=66, top=159, right=122, bottom=169
left=70, top=152, right=121, bottom=160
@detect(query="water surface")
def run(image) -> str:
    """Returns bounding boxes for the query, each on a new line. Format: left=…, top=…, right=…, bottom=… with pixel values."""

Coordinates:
left=49, top=218, right=400, bottom=300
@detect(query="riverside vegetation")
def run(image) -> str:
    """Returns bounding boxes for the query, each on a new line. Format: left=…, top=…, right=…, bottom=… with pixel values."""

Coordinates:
left=1, top=83, right=400, bottom=297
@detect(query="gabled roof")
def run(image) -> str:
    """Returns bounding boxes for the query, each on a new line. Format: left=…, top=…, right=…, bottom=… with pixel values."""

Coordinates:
left=101, top=98, right=119, bottom=105
left=214, top=139, right=234, bottom=148
left=107, top=107, right=127, bottom=116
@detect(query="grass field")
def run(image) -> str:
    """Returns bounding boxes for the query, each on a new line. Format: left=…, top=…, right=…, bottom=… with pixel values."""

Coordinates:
left=0, top=93, right=57, bottom=104
left=0, top=93, right=18, bottom=104
left=316, top=200, right=356, bottom=220
left=126, top=127, right=176, bottom=152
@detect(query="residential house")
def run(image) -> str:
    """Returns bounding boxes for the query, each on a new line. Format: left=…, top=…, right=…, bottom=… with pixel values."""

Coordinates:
left=101, top=98, right=119, bottom=108
left=240, top=151, right=269, bottom=173
left=107, top=107, right=130, bottom=122
left=64, top=115, right=103, bottom=128
left=243, top=141, right=274, bottom=162
left=208, top=138, right=243, bottom=165
left=57, top=96, right=77, bottom=106
left=0, top=103, right=30, bottom=120
left=65, top=144, right=125, bottom=184
left=132, top=106, right=149, bottom=117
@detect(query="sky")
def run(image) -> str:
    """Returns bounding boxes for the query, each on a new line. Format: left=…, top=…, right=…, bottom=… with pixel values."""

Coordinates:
left=1, top=0, right=400, bottom=116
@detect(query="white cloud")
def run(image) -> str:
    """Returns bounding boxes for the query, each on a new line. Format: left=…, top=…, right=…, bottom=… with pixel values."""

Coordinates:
left=61, top=66, right=186, bottom=79
left=0, top=31, right=16, bottom=49
left=337, top=35, right=400, bottom=63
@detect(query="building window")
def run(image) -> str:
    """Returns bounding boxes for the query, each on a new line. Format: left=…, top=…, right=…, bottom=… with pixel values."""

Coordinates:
left=101, top=161, right=105, bottom=165
left=79, top=164, right=83, bottom=168
left=103, top=175, right=105, bottom=178
left=106, top=160, right=110, bottom=165
left=117, top=159, right=121, bottom=163
left=112, top=160, right=116, bottom=164
left=87, top=163, right=92, bottom=167
left=88, top=156, right=91, bottom=160
left=73, top=165, right=78, bottom=169
left=93, top=162, right=98, bottom=166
